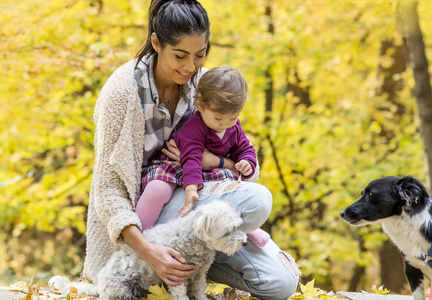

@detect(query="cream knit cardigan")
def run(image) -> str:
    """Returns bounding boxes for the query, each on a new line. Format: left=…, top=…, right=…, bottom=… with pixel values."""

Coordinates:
left=83, top=59, right=146, bottom=283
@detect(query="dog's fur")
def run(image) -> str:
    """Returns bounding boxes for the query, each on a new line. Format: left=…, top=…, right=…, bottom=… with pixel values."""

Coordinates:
left=340, top=176, right=432, bottom=300
left=50, top=201, right=248, bottom=300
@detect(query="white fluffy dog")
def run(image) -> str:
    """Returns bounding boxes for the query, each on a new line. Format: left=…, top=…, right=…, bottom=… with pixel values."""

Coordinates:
left=50, top=201, right=248, bottom=300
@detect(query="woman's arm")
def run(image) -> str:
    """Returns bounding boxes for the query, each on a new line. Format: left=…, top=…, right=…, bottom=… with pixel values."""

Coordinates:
left=92, top=82, right=143, bottom=243
left=163, top=140, right=238, bottom=172
left=217, top=155, right=239, bottom=176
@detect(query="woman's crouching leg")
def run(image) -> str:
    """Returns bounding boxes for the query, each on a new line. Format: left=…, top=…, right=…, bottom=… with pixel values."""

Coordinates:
left=207, top=239, right=300, bottom=300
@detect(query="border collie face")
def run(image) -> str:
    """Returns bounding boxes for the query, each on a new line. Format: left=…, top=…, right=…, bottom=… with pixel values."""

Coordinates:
left=340, top=175, right=432, bottom=300
left=340, top=176, right=429, bottom=226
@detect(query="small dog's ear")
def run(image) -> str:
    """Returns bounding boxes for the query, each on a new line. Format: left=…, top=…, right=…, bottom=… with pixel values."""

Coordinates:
left=193, top=214, right=212, bottom=242
left=394, top=176, right=428, bottom=211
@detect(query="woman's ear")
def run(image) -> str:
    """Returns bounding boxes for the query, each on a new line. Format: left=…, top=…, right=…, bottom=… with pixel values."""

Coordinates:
left=151, top=33, right=160, bottom=52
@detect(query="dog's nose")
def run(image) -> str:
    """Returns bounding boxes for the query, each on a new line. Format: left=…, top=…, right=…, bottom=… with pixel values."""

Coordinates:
left=242, top=240, right=248, bottom=247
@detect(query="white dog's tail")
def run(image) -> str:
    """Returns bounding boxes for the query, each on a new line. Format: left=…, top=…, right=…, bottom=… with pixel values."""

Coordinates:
left=48, top=275, right=99, bottom=297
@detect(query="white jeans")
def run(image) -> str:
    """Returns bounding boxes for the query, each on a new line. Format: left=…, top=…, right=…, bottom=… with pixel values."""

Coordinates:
left=155, top=180, right=300, bottom=300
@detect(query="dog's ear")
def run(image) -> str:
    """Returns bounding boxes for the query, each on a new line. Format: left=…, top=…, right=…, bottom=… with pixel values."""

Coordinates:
left=193, top=213, right=213, bottom=242
left=394, top=176, right=429, bottom=211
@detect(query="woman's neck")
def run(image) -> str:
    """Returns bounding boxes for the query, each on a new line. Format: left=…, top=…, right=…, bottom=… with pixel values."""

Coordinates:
left=153, top=57, right=177, bottom=94
left=154, top=75, right=177, bottom=96
left=153, top=59, right=180, bottom=118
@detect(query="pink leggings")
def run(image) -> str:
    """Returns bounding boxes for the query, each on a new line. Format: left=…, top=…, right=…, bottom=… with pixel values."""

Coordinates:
left=136, top=180, right=178, bottom=230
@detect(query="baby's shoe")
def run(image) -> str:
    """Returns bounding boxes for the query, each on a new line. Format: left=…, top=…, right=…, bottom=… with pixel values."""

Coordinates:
left=247, top=228, right=270, bottom=247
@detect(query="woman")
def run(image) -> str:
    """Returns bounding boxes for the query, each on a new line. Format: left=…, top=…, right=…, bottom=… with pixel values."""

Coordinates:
left=83, top=0, right=299, bottom=299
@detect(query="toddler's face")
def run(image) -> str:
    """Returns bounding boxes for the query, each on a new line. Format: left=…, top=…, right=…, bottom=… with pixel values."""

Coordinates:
left=199, top=108, right=240, bottom=133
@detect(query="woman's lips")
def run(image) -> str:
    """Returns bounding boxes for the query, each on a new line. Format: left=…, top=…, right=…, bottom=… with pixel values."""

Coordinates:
left=177, top=70, right=192, bottom=77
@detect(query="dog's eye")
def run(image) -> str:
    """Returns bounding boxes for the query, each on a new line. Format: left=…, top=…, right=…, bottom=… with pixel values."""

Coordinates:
left=369, top=192, right=373, bottom=196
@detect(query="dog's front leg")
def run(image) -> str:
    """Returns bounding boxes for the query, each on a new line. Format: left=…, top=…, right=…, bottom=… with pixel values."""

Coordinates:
left=187, top=265, right=210, bottom=300
left=404, top=260, right=425, bottom=300
left=168, top=283, right=189, bottom=300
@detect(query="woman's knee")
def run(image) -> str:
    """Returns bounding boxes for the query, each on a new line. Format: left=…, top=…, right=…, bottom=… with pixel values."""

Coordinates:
left=248, top=183, right=272, bottom=216
left=239, top=183, right=272, bottom=232
left=247, top=249, right=300, bottom=300
left=252, top=282, right=298, bottom=300
left=249, top=272, right=299, bottom=300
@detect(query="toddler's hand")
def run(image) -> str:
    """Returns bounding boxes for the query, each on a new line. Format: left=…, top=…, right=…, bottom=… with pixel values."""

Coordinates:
left=235, top=160, right=252, bottom=177
left=177, top=190, right=198, bottom=217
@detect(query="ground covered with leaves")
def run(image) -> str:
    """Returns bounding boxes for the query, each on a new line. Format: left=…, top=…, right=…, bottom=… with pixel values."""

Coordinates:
left=0, top=278, right=406, bottom=300
left=0, top=280, right=255, bottom=300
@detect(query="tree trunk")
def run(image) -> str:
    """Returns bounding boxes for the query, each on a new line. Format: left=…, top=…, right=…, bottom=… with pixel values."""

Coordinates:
left=380, top=240, right=406, bottom=292
left=349, top=236, right=366, bottom=292
left=375, top=37, right=408, bottom=292
left=264, top=3, right=274, bottom=124
left=288, top=70, right=311, bottom=108
left=260, top=2, right=275, bottom=235
left=256, top=3, right=274, bottom=166
left=399, top=0, right=432, bottom=192
left=376, top=40, right=406, bottom=107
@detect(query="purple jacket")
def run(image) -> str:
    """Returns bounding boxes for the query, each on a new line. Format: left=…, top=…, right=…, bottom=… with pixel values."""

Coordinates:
left=172, top=111, right=257, bottom=188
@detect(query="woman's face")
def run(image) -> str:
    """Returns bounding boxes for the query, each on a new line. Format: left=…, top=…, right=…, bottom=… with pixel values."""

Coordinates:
left=153, top=33, right=208, bottom=85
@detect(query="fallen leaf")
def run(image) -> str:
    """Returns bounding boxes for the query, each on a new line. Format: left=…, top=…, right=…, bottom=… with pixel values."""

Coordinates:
left=147, top=285, right=172, bottom=300
left=300, top=279, right=327, bottom=298
left=205, top=282, right=231, bottom=298
left=371, top=285, right=390, bottom=295
left=290, top=280, right=343, bottom=299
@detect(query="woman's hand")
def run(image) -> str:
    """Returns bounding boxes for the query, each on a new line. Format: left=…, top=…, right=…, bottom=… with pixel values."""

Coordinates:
left=162, top=139, right=181, bottom=162
left=122, top=225, right=195, bottom=286
left=144, top=243, right=196, bottom=286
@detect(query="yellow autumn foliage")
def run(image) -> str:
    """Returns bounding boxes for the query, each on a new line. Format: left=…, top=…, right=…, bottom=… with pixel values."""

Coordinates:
left=1, top=0, right=432, bottom=293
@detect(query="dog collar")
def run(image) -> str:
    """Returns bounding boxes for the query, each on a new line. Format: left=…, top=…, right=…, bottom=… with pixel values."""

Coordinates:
left=418, top=246, right=432, bottom=268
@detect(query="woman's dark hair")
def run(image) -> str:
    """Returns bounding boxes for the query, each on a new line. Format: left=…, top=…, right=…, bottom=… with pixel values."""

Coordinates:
left=135, top=0, right=211, bottom=69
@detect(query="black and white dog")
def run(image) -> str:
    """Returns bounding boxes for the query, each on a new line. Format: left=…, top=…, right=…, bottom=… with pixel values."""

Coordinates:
left=340, top=176, right=432, bottom=300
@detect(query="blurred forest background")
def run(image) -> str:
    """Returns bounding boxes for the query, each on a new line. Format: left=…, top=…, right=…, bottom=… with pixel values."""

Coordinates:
left=1, top=0, right=432, bottom=294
